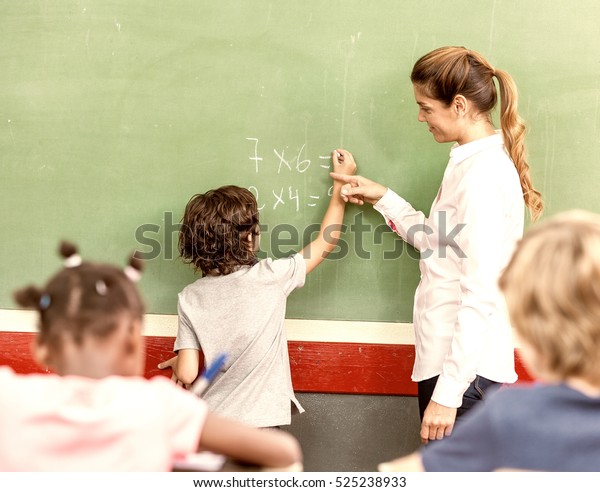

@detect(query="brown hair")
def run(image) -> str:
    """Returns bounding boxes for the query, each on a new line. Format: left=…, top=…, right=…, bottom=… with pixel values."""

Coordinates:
left=13, top=241, right=145, bottom=354
left=179, top=185, right=260, bottom=276
left=411, top=46, right=543, bottom=221
left=499, top=210, right=600, bottom=384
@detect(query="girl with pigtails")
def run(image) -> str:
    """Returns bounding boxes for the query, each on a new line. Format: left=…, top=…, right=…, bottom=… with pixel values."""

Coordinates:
left=2, top=242, right=301, bottom=471
left=331, top=46, right=543, bottom=446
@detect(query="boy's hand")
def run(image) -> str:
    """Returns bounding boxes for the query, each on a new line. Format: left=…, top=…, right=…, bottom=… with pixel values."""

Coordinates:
left=332, top=149, right=357, bottom=177
left=157, top=355, right=189, bottom=388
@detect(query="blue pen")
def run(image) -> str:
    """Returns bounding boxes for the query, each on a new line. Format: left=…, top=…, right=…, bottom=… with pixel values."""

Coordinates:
left=191, top=353, right=227, bottom=396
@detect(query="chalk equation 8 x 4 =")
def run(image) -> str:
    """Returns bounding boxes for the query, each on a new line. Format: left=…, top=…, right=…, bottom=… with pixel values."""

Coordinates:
left=246, top=137, right=334, bottom=212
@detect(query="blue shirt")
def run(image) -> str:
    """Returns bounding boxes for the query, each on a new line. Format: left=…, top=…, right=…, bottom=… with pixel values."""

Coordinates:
left=422, top=382, right=600, bottom=471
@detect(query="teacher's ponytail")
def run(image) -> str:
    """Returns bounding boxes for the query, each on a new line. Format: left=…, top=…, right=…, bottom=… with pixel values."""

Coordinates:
left=411, top=46, right=543, bottom=222
left=494, top=68, right=543, bottom=222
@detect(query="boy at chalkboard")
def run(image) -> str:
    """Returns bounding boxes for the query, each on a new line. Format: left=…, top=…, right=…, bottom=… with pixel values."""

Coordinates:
left=158, top=150, right=356, bottom=428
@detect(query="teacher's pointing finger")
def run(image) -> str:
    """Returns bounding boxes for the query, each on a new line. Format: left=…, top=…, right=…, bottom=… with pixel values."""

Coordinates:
left=329, top=172, right=355, bottom=183
left=330, top=173, right=387, bottom=205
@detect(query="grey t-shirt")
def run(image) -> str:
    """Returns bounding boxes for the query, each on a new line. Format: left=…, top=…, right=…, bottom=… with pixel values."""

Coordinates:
left=175, top=253, right=306, bottom=427
left=422, top=383, right=600, bottom=471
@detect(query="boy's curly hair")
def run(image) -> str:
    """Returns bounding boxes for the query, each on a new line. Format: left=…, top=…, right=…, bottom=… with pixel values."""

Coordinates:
left=179, top=185, right=260, bottom=276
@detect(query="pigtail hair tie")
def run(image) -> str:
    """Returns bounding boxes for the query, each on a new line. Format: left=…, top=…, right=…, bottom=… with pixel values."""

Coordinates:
left=124, top=251, right=144, bottom=283
left=13, top=285, right=47, bottom=310
left=59, top=241, right=82, bottom=268
left=39, top=294, right=52, bottom=310
left=95, top=280, right=108, bottom=295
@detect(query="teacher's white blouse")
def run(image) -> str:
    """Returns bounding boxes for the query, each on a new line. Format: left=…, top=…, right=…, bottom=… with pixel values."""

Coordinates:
left=374, top=132, right=522, bottom=408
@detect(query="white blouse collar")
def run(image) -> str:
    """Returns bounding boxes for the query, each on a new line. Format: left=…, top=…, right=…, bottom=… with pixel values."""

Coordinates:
left=450, top=130, right=503, bottom=165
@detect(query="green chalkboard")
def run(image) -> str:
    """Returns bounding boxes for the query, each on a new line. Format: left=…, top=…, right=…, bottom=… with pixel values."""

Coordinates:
left=2, top=1, right=600, bottom=322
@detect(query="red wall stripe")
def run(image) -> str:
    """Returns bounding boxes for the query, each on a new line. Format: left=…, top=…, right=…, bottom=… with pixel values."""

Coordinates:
left=0, top=332, right=533, bottom=396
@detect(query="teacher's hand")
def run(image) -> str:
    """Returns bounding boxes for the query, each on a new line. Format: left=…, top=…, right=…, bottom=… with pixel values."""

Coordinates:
left=420, top=401, right=457, bottom=445
left=330, top=156, right=387, bottom=206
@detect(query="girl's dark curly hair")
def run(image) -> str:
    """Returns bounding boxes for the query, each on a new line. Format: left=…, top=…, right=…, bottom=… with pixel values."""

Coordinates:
left=13, top=241, right=145, bottom=354
left=179, top=185, right=260, bottom=276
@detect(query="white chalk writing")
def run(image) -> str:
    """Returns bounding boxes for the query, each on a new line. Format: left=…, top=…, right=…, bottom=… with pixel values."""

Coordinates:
left=246, top=137, right=334, bottom=212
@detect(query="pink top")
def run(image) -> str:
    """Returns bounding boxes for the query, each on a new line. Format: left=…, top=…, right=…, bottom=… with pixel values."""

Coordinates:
left=0, top=367, right=207, bottom=471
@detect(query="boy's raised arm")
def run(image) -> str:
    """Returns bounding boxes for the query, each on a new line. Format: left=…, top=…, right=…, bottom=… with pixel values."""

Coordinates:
left=300, top=149, right=356, bottom=275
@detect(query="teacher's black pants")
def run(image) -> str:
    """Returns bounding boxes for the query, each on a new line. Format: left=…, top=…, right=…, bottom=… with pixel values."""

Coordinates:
left=417, top=374, right=500, bottom=423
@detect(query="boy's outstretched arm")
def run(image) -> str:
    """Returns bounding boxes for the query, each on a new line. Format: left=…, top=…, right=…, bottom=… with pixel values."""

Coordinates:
left=300, top=149, right=356, bottom=274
